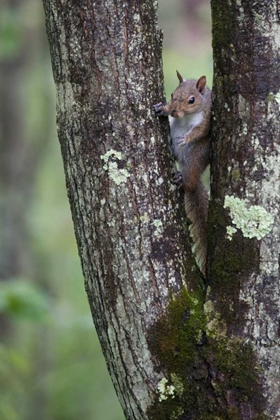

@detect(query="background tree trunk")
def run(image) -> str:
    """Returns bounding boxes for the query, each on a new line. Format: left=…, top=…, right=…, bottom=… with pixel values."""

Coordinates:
left=42, top=1, right=202, bottom=418
left=210, top=0, right=280, bottom=418
left=0, top=1, right=55, bottom=418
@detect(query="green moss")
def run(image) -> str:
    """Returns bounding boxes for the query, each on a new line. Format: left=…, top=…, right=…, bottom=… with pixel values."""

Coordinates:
left=211, top=0, right=233, bottom=53
left=266, top=93, right=275, bottom=103
left=232, top=169, right=241, bottom=181
left=147, top=288, right=267, bottom=420
left=149, top=289, right=205, bottom=369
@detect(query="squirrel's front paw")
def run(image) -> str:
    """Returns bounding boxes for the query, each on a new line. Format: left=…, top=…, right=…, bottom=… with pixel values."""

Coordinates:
left=153, top=103, right=166, bottom=117
left=177, top=138, right=187, bottom=147
left=173, top=171, right=183, bottom=190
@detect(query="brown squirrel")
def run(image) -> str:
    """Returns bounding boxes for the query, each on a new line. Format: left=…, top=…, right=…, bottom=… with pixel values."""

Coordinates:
left=154, top=72, right=211, bottom=276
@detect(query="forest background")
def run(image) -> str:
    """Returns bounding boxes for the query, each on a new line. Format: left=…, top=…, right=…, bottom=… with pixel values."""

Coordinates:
left=0, top=1, right=212, bottom=419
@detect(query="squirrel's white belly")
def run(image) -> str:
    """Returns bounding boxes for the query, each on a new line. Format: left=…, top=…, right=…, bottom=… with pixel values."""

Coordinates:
left=170, top=111, right=204, bottom=162
left=169, top=111, right=204, bottom=141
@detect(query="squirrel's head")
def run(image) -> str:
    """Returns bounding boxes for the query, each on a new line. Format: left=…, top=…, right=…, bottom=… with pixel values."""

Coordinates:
left=169, top=73, right=207, bottom=118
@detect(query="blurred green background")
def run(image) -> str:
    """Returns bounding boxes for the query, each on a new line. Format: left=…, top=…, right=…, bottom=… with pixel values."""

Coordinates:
left=0, top=1, right=212, bottom=419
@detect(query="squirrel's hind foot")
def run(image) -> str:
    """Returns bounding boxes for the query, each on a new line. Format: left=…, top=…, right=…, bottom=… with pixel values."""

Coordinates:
left=173, top=170, right=183, bottom=190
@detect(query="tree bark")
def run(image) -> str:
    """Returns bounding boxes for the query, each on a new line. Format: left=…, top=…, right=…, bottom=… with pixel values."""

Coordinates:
left=42, top=1, right=202, bottom=419
left=209, top=0, right=280, bottom=418
left=43, top=0, right=280, bottom=418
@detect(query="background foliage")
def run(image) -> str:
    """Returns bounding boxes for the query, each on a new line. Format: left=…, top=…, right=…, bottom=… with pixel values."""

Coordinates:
left=0, top=1, right=211, bottom=418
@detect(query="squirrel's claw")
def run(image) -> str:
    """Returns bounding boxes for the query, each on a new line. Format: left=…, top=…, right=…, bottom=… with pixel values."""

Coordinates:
left=153, top=102, right=166, bottom=116
left=177, top=138, right=187, bottom=147
left=173, top=170, right=183, bottom=190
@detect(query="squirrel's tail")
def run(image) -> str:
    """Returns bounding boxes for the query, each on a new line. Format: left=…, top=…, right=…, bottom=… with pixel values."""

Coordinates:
left=184, top=181, right=208, bottom=277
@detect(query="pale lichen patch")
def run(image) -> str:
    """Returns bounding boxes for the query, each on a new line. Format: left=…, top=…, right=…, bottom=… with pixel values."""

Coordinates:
left=152, top=218, right=163, bottom=234
left=101, top=149, right=123, bottom=163
left=224, top=195, right=274, bottom=240
left=101, top=149, right=130, bottom=185
left=237, top=94, right=249, bottom=118
left=226, top=225, right=237, bottom=240
left=156, top=377, right=176, bottom=402
left=266, top=90, right=280, bottom=105
left=274, top=91, right=280, bottom=105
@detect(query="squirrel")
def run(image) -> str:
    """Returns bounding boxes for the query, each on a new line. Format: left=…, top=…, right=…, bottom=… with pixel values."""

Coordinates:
left=154, top=71, right=211, bottom=276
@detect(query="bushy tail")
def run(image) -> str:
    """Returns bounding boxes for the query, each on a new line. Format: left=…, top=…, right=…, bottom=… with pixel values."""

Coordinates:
left=184, top=181, right=209, bottom=277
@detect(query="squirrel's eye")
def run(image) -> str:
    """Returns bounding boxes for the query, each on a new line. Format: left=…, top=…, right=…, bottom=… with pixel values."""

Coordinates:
left=188, top=96, right=195, bottom=104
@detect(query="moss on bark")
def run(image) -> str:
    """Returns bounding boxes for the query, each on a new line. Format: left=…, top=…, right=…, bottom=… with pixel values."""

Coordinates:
left=147, top=289, right=267, bottom=419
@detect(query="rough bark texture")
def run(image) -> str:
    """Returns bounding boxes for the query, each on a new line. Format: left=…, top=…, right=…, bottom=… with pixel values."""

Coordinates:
left=210, top=1, right=280, bottom=418
left=42, top=1, right=203, bottom=419
left=43, top=0, right=280, bottom=418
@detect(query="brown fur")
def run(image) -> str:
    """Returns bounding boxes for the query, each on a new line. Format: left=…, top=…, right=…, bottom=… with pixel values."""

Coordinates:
left=184, top=181, right=209, bottom=276
left=153, top=73, right=211, bottom=276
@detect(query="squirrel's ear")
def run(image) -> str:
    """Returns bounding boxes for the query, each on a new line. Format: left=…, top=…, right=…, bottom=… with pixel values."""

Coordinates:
left=196, top=76, right=206, bottom=93
left=176, top=70, right=184, bottom=84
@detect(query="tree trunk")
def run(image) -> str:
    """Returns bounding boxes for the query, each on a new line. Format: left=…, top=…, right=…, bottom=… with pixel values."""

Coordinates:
left=43, top=0, right=280, bottom=418
left=42, top=1, right=202, bottom=419
left=209, top=0, right=280, bottom=418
